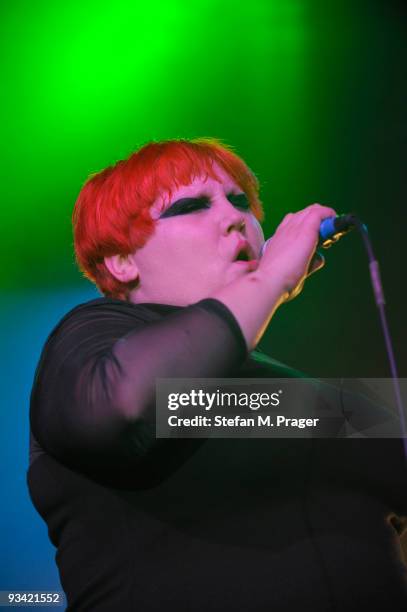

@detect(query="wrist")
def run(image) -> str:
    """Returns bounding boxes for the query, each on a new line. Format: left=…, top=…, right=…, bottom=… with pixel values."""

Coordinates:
left=248, top=268, right=290, bottom=306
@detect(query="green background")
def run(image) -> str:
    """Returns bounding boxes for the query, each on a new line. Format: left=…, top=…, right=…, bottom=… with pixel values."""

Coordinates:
left=2, top=0, right=407, bottom=376
left=2, top=0, right=406, bottom=377
left=1, top=0, right=407, bottom=596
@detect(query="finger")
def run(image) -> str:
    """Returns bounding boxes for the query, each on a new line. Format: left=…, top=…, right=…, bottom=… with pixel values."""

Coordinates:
left=308, top=203, right=338, bottom=217
left=307, top=251, right=325, bottom=276
left=278, top=213, right=294, bottom=229
left=286, top=279, right=305, bottom=302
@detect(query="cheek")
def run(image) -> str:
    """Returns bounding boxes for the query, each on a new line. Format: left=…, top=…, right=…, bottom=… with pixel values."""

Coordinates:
left=144, top=225, right=209, bottom=271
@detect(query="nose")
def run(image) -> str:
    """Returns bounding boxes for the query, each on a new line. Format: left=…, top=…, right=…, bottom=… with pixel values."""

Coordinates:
left=218, top=196, right=247, bottom=236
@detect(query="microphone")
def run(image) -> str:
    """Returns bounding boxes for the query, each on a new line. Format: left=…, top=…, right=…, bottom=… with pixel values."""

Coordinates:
left=261, top=213, right=361, bottom=256
left=319, top=213, right=360, bottom=247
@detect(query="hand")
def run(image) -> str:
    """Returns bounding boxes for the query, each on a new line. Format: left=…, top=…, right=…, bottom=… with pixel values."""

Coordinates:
left=258, top=203, right=337, bottom=302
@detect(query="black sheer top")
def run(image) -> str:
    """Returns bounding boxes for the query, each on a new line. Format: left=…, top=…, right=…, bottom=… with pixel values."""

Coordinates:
left=27, top=298, right=407, bottom=611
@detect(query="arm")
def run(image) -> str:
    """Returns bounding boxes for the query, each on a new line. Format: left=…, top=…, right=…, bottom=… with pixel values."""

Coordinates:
left=29, top=299, right=247, bottom=474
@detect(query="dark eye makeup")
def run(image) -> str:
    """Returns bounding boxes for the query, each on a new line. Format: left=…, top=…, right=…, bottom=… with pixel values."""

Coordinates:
left=227, top=193, right=250, bottom=210
left=159, top=193, right=250, bottom=219
left=159, top=196, right=211, bottom=218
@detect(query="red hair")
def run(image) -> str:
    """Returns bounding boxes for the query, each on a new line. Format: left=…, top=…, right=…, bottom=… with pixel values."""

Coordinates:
left=72, top=138, right=264, bottom=300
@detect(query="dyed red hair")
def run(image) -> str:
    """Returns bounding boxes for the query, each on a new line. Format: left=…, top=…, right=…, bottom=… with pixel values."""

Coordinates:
left=72, top=138, right=264, bottom=300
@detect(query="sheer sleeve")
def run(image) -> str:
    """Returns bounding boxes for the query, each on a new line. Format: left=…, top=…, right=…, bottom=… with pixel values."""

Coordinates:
left=29, top=298, right=247, bottom=477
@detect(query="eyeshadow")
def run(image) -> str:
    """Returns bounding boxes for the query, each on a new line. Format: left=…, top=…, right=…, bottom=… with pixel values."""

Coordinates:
left=159, top=196, right=210, bottom=218
left=227, top=193, right=250, bottom=209
left=158, top=192, right=250, bottom=219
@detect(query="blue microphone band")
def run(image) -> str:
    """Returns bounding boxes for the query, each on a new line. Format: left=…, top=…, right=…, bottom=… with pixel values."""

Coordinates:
left=261, top=214, right=361, bottom=257
left=319, top=214, right=360, bottom=247
left=319, top=217, right=339, bottom=242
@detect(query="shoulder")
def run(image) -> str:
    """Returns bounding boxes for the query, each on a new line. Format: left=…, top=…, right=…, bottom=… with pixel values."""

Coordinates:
left=36, top=298, right=175, bottom=372
left=53, top=297, right=166, bottom=330
left=46, top=298, right=171, bottom=343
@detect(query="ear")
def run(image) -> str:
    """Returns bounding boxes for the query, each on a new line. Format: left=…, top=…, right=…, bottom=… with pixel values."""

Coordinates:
left=104, top=254, right=139, bottom=283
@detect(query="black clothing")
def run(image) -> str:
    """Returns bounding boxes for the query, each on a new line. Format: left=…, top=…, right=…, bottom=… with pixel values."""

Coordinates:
left=28, top=298, right=407, bottom=611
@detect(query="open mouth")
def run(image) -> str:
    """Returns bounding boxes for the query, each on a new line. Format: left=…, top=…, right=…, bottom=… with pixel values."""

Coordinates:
left=233, top=242, right=256, bottom=262
left=235, top=248, right=251, bottom=262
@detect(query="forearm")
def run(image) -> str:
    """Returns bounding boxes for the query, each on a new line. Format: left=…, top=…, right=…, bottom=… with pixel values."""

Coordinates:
left=209, top=269, right=288, bottom=351
left=31, top=299, right=247, bottom=470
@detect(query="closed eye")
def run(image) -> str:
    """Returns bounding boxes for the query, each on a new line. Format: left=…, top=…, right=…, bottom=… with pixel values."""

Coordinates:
left=227, top=193, right=250, bottom=210
left=159, top=196, right=211, bottom=218
left=159, top=192, right=250, bottom=218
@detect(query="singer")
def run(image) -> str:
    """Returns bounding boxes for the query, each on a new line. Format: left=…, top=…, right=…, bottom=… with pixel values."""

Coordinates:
left=28, top=138, right=407, bottom=611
